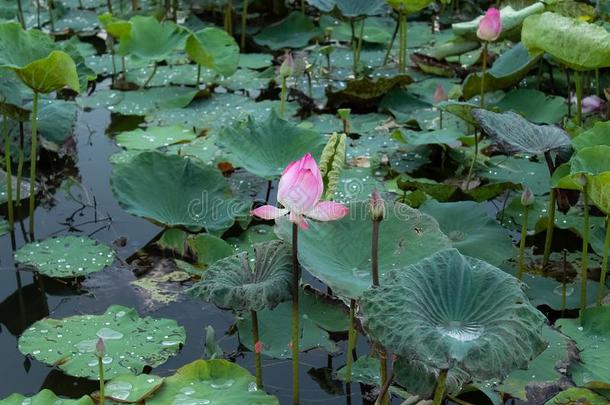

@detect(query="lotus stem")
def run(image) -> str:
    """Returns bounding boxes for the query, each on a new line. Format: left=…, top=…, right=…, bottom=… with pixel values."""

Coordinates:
left=596, top=216, right=610, bottom=305
left=301, top=0, right=305, bottom=12
left=354, top=18, right=365, bottom=75
left=371, top=219, right=388, bottom=404
left=109, top=38, right=117, bottom=85
left=77, top=0, right=83, bottom=8
left=464, top=130, right=478, bottom=190
left=432, top=369, right=449, bottom=405
left=574, top=70, right=583, bottom=125
left=36, top=0, right=41, bottom=28
left=398, top=11, right=407, bottom=74
left=344, top=299, right=358, bottom=382
left=98, top=355, right=105, bottom=405
left=375, top=371, right=394, bottom=405
left=306, top=71, right=312, bottom=98
left=143, top=62, right=158, bottom=88
left=172, top=0, right=178, bottom=20
left=15, top=123, right=24, bottom=206
left=542, top=188, right=557, bottom=268
left=131, top=0, right=139, bottom=10
left=224, top=1, right=233, bottom=35
left=596, top=69, right=601, bottom=97
left=439, top=110, right=443, bottom=129
left=251, top=309, right=263, bottom=389
left=3, top=114, right=14, bottom=232
left=16, top=0, right=25, bottom=29
left=196, top=65, right=201, bottom=88
left=561, top=250, right=567, bottom=317
left=28, top=92, right=39, bottom=239
left=121, top=57, right=127, bottom=77
left=517, top=204, right=529, bottom=280
left=480, top=42, right=488, bottom=107
left=48, top=0, right=55, bottom=32
left=383, top=18, right=399, bottom=66
left=280, top=76, right=287, bottom=118
left=291, top=222, right=300, bottom=405
left=580, top=183, right=590, bottom=316
left=350, top=19, right=356, bottom=75
left=240, top=0, right=248, bottom=49
left=106, top=0, right=112, bottom=13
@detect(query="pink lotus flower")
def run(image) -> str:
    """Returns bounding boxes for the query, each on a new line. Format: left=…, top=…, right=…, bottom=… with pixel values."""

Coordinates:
left=477, top=8, right=502, bottom=42
left=581, top=95, right=605, bottom=113
left=251, top=153, right=349, bottom=230
left=433, top=84, right=448, bottom=104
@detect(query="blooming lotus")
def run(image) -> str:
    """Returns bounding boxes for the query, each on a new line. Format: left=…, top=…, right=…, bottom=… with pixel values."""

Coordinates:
left=477, top=8, right=502, bottom=42
left=251, top=153, right=348, bottom=229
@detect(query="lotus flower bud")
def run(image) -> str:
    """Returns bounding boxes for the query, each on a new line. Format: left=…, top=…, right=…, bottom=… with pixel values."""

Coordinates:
left=521, top=187, right=534, bottom=206
left=280, top=52, right=295, bottom=78
left=96, top=338, right=106, bottom=357
left=575, top=173, right=588, bottom=188
left=433, top=84, right=448, bottom=104
left=369, top=189, right=385, bottom=221
left=477, top=8, right=502, bottom=42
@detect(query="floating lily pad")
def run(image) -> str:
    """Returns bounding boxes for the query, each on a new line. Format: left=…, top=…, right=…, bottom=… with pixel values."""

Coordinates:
left=361, top=249, right=546, bottom=387
left=217, top=111, right=325, bottom=179
left=146, top=359, right=279, bottom=404
left=18, top=305, right=186, bottom=379
left=115, top=125, right=196, bottom=150
left=102, top=374, right=164, bottom=402
left=276, top=201, right=451, bottom=300
left=0, top=389, right=93, bottom=405
left=420, top=200, right=514, bottom=266
left=254, top=11, right=322, bottom=50
left=237, top=289, right=350, bottom=358
left=189, top=240, right=292, bottom=312
left=14, top=236, right=115, bottom=278
left=111, top=151, right=244, bottom=232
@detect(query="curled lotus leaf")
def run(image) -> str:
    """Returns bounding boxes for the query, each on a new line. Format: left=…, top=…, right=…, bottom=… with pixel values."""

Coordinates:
left=361, top=249, right=547, bottom=382
left=188, top=240, right=293, bottom=312
left=18, top=305, right=186, bottom=379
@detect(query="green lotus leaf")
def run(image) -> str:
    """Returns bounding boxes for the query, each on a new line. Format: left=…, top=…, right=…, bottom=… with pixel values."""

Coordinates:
left=327, top=74, right=412, bottom=106
left=189, top=240, right=292, bottom=312
left=453, top=3, right=545, bottom=41
left=387, top=0, right=432, bottom=14
left=556, top=307, right=610, bottom=389
left=34, top=99, right=78, bottom=148
left=0, top=72, right=30, bottom=121
left=319, top=16, right=394, bottom=44
left=394, top=357, right=469, bottom=398
left=225, top=224, right=278, bottom=256
left=462, top=43, right=541, bottom=100
left=589, top=172, right=610, bottom=214
left=493, top=89, right=567, bottom=125
left=276, top=201, right=451, bottom=300
left=379, top=88, right=431, bottom=123
left=480, top=156, right=550, bottom=196
left=0, top=389, right=93, bottom=405
left=188, top=233, right=234, bottom=266
left=472, top=109, right=571, bottom=155
left=396, top=127, right=463, bottom=148
left=111, top=151, right=244, bottom=232
left=102, top=374, right=164, bottom=402
left=544, top=388, right=608, bottom=405
left=115, top=125, right=196, bottom=150
left=438, top=100, right=479, bottom=125
left=14, top=235, right=115, bottom=278
left=146, top=359, right=279, bottom=404
left=185, top=27, right=239, bottom=77
left=496, top=326, right=573, bottom=400
left=0, top=170, right=32, bottom=204
left=18, top=305, right=186, bottom=379
left=0, top=22, right=79, bottom=93
left=570, top=145, right=610, bottom=176
left=420, top=200, right=514, bottom=266
left=522, top=12, right=610, bottom=71
left=238, top=53, right=273, bottom=69
left=98, top=12, right=131, bottom=39
left=572, top=121, right=610, bottom=151
left=308, top=0, right=387, bottom=16
left=336, top=355, right=381, bottom=385
left=361, top=249, right=547, bottom=381
left=237, top=289, right=350, bottom=358
left=217, top=111, right=325, bottom=179
left=254, top=11, right=323, bottom=50
left=119, top=16, right=187, bottom=62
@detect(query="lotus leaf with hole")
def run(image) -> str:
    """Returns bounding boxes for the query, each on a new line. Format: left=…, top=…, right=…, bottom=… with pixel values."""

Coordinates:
left=14, top=236, right=115, bottom=278
left=522, top=12, right=610, bottom=70
left=472, top=109, right=571, bottom=155
left=111, top=151, right=244, bottom=232
left=0, top=390, right=93, bottom=405
left=420, top=200, right=514, bottom=266
left=18, top=305, right=186, bottom=379
left=189, top=240, right=292, bottom=312
left=361, top=249, right=547, bottom=388
left=276, top=201, right=451, bottom=300
left=217, top=111, right=325, bottom=179
left=185, top=27, right=239, bottom=77
left=145, top=359, right=279, bottom=404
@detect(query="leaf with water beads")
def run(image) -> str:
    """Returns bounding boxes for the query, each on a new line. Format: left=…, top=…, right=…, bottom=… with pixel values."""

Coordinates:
left=95, top=374, right=164, bottom=403
left=18, top=305, right=186, bottom=379
left=0, top=389, right=93, bottom=404
left=14, top=235, right=115, bottom=278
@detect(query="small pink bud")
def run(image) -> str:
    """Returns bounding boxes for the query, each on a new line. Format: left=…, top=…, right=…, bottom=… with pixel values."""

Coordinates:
left=477, top=8, right=502, bottom=42
left=369, top=189, right=385, bottom=221
left=433, top=84, right=448, bottom=104
left=96, top=338, right=105, bottom=357
left=521, top=187, right=534, bottom=206
left=280, top=52, right=295, bottom=77
left=254, top=341, right=263, bottom=354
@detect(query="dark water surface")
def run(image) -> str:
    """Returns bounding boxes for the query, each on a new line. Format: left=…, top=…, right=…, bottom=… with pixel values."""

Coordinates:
left=0, top=107, right=387, bottom=404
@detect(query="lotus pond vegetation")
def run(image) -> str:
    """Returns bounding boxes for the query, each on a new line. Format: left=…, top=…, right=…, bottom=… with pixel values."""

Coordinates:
left=1, top=0, right=610, bottom=404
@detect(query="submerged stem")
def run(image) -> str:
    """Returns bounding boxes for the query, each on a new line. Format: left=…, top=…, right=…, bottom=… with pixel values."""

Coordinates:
left=291, top=223, right=300, bottom=405
left=597, top=216, right=610, bottom=305
left=517, top=205, right=529, bottom=280
left=28, top=92, right=39, bottom=239
left=432, top=369, right=449, bottom=405
left=251, top=309, right=263, bottom=389
left=581, top=184, right=590, bottom=316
